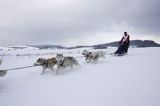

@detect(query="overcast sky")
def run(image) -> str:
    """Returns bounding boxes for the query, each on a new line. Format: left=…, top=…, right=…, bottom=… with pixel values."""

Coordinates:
left=0, top=0, right=160, bottom=46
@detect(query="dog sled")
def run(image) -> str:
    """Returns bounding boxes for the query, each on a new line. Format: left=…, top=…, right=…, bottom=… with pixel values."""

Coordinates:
left=110, top=52, right=126, bottom=56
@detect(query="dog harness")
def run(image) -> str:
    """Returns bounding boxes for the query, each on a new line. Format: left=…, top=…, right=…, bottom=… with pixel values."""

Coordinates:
left=59, top=58, right=66, bottom=67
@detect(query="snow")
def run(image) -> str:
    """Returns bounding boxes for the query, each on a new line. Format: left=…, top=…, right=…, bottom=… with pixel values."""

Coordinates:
left=0, top=46, right=13, bottom=51
left=0, top=47, right=160, bottom=106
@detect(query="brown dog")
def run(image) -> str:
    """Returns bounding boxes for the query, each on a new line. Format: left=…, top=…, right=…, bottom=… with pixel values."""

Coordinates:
left=34, top=57, right=57, bottom=74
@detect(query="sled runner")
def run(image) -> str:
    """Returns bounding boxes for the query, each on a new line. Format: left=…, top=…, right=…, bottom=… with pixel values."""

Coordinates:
left=110, top=53, right=126, bottom=56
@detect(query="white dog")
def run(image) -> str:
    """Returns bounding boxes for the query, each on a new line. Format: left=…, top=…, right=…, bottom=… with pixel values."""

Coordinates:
left=34, top=57, right=57, bottom=74
left=82, top=50, right=105, bottom=62
left=56, top=53, right=79, bottom=74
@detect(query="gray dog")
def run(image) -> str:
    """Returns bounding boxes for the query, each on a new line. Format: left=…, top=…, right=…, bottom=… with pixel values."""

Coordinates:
left=82, top=50, right=105, bottom=62
left=56, top=53, right=79, bottom=74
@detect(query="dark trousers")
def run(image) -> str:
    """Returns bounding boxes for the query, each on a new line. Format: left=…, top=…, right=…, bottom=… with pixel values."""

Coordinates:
left=115, top=43, right=129, bottom=54
left=114, top=44, right=125, bottom=54
left=124, top=43, right=129, bottom=53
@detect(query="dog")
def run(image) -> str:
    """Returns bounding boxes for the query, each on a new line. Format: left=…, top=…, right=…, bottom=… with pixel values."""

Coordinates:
left=0, top=60, right=7, bottom=77
left=82, top=50, right=105, bottom=62
left=96, top=51, right=106, bottom=59
left=56, top=53, right=79, bottom=74
left=0, top=70, right=7, bottom=77
left=34, top=57, right=57, bottom=74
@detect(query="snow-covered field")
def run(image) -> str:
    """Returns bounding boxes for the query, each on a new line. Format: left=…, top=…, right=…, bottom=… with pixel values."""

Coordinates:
left=0, top=47, right=160, bottom=106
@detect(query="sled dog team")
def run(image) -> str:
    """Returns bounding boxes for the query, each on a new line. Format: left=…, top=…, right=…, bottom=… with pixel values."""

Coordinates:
left=34, top=50, right=106, bottom=74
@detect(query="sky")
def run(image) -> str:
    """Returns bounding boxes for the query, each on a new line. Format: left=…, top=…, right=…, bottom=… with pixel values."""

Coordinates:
left=0, top=0, right=160, bottom=46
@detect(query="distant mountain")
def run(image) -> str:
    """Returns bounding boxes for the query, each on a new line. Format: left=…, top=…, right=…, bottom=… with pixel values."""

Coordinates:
left=130, top=40, right=160, bottom=47
left=1, top=40, right=159, bottom=51
left=29, top=45, right=66, bottom=49
left=0, top=46, right=38, bottom=51
left=29, top=40, right=160, bottom=50
left=7, top=46, right=38, bottom=50
left=0, top=46, right=12, bottom=51
left=67, top=46, right=93, bottom=49
left=93, top=40, right=160, bottom=49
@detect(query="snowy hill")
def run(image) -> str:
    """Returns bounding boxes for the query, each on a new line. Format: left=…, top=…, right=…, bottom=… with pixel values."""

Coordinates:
left=29, top=45, right=66, bottom=49
left=0, top=46, right=13, bottom=51
left=0, top=47, right=160, bottom=106
left=25, top=40, right=160, bottom=50
left=7, top=45, right=39, bottom=50
left=0, top=46, right=38, bottom=51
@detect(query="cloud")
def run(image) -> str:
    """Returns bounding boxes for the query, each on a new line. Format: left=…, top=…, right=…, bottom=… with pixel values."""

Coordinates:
left=0, top=0, right=160, bottom=46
